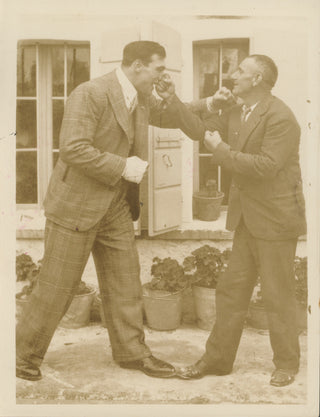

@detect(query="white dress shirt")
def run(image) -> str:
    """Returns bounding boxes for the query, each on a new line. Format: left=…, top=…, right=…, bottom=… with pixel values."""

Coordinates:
left=116, top=67, right=138, bottom=114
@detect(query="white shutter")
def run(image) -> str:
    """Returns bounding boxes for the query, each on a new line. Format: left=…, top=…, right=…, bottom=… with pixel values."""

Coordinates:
left=147, top=21, right=183, bottom=236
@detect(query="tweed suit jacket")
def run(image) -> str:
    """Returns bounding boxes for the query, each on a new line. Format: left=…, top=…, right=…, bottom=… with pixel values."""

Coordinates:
left=165, top=93, right=307, bottom=240
left=43, top=70, right=179, bottom=231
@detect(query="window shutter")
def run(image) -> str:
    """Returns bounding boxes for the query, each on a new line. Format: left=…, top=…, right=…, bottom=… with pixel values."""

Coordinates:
left=147, top=21, right=183, bottom=236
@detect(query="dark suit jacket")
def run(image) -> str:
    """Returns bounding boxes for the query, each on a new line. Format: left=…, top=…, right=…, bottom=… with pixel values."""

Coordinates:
left=43, top=71, right=189, bottom=231
left=166, top=93, right=307, bottom=240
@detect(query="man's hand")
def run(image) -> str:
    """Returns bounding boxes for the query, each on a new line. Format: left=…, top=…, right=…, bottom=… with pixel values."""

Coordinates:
left=122, top=156, right=149, bottom=184
left=155, top=73, right=175, bottom=100
left=208, top=87, right=236, bottom=111
left=204, top=130, right=222, bottom=152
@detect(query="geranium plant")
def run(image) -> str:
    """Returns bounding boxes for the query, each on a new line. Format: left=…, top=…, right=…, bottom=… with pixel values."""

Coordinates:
left=147, top=257, right=187, bottom=293
left=16, top=253, right=38, bottom=282
left=183, top=245, right=231, bottom=289
left=16, top=255, right=42, bottom=300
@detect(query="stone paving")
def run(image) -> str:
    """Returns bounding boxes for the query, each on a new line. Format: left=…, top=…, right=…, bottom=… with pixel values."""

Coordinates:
left=16, top=323, right=308, bottom=405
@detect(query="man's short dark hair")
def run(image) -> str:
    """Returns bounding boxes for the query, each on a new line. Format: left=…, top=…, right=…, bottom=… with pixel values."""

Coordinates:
left=249, top=54, right=278, bottom=89
left=122, top=41, right=166, bottom=67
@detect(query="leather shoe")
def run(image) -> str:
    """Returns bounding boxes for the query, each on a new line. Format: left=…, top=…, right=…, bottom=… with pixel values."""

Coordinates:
left=270, top=368, right=298, bottom=387
left=16, top=364, right=42, bottom=381
left=176, top=359, right=230, bottom=380
left=119, top=355, right=176, bottom=378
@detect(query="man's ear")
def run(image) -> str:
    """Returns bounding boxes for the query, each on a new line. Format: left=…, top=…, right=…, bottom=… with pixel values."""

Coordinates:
left=253, top=73, right=263, bottom=87
left=132, top=59, right=144, bottom=73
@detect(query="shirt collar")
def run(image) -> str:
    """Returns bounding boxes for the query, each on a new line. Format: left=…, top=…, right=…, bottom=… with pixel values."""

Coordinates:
left=243, top=102, right=259, bottom=112
left=116, top=67, right=137, bottom=111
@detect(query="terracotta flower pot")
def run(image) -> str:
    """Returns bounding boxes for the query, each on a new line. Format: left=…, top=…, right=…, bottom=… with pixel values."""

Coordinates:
left=59, top=286, right=96, bottom=329
left=193, top=191, right=224, bottom=221
left=192, top=285, right=216, bottom=330
left=142, top=284, right=182, bottom=331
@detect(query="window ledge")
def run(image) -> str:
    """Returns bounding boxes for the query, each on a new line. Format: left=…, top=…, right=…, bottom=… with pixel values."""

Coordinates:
left=16, top=209, right=46, bottom=239
left=16, top=208, right=307, bottom=242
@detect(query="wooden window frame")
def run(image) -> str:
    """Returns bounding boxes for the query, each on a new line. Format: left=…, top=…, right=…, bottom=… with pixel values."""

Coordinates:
left=192, top=38, right=249, bottom=206
left=16, top=40, right=90, bottom=208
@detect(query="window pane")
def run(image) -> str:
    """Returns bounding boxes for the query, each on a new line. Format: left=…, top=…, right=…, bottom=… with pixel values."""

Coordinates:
left=67, top=46, right=90, bottom=95
left=52, top=99, right=64, bottom=149
left=16, top=100, right=37, bottom=148
left=198, top=47, right=219, bottom=98
left=17, top=45, right=36, bottom=97
left=222, top=43, right=249, bottom=90
left=53, top=151, right=59, bottom=167
left=16, top=151, right=38, bottom=204
left=52, top=45, right=65, bottom=96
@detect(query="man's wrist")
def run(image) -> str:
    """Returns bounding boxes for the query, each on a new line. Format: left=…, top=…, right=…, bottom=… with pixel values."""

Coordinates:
left=162, top=93, right=177, bottom=110
left=206, top=97, right=220, bottom=113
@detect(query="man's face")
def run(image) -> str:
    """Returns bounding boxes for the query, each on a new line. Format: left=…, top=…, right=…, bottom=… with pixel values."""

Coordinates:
left=134, top=54, right=166, bottom=95
left=231, top=57, right=260, bottom=97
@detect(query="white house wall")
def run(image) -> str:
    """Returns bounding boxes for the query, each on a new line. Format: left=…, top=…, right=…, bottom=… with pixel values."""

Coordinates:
left=2, top=4, right=315, bottom=232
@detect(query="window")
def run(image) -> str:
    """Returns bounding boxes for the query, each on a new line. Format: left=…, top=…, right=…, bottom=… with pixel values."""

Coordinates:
left=16, top=41, right=90, bottom=205
left=193, top=39, right=249, bottom=207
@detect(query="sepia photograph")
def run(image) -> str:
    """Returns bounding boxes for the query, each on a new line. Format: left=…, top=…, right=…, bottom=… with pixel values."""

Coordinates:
left=0, top=0, right=319, bottom=416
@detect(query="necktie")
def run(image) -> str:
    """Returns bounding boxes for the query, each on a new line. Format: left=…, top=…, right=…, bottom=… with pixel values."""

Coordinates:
left=128, top=95, right=138, bottom=114
left=241, top=105, right=252, bottom=124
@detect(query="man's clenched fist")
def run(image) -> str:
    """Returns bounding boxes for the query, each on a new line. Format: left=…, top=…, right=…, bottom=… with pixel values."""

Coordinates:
left=204, top=130, right=222, bottom=153
left=208, top=87, right=236, bottom=111
left=122, top=156, right=149, bottom=184
left=155, top=73, right=175, bottom=100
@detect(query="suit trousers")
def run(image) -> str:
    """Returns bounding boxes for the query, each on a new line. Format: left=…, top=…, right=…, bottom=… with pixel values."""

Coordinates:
left=16, top=185, right=151, bottom=368
left=201, top=220, right=300, bottom=373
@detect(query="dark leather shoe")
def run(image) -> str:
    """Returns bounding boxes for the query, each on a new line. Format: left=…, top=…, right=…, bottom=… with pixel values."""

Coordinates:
left=119, top=355, right=176, bottom=378
left=16, top=365, right=42, bottom=381
left=176, top=359, right=230, bottom=380
left=270, top=368, right=298, bottom=387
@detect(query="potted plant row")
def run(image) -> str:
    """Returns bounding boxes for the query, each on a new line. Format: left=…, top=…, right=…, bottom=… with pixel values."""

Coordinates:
left=142, top=246, right=232, bottom=332
left=15, top=252, right=95, bottom=328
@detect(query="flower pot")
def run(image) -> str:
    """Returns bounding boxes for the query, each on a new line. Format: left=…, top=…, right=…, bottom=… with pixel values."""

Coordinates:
left=16, top=296, right=29, bottom=322
left=247, top=303, right=269, bottom=330
left=193, top=191, right=224, bottom=221
left=96, top=294, right=107, bottom=328
left=181, top=287, right=197, bottom=324
left=59, top=286, right=96, bottom=329
left=142, top=284, right=182, bottom=331
left=192, top=285, right=216, bottom=330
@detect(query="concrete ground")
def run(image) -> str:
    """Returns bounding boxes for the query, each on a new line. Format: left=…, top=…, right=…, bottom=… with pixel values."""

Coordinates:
left=16, top=322, right=307, bottom=405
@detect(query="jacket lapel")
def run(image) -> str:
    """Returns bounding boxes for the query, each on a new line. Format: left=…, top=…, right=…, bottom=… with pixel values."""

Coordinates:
left=105, top=70, right=131, bottom=141
left=236, top=94, right=273, bottom=151
left=133, top=95, right=149, bottom=160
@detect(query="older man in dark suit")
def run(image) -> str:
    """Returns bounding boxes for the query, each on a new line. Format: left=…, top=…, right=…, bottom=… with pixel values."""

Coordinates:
left=165, top=54, right=307, bottom=387
left=16, top=40, right=195, bottom=381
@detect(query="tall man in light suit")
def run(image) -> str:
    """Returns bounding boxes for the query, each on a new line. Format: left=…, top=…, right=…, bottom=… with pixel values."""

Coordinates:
left=16, top=41, right=201, bottom=381
left=164, top=54, right=307, bottom=387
